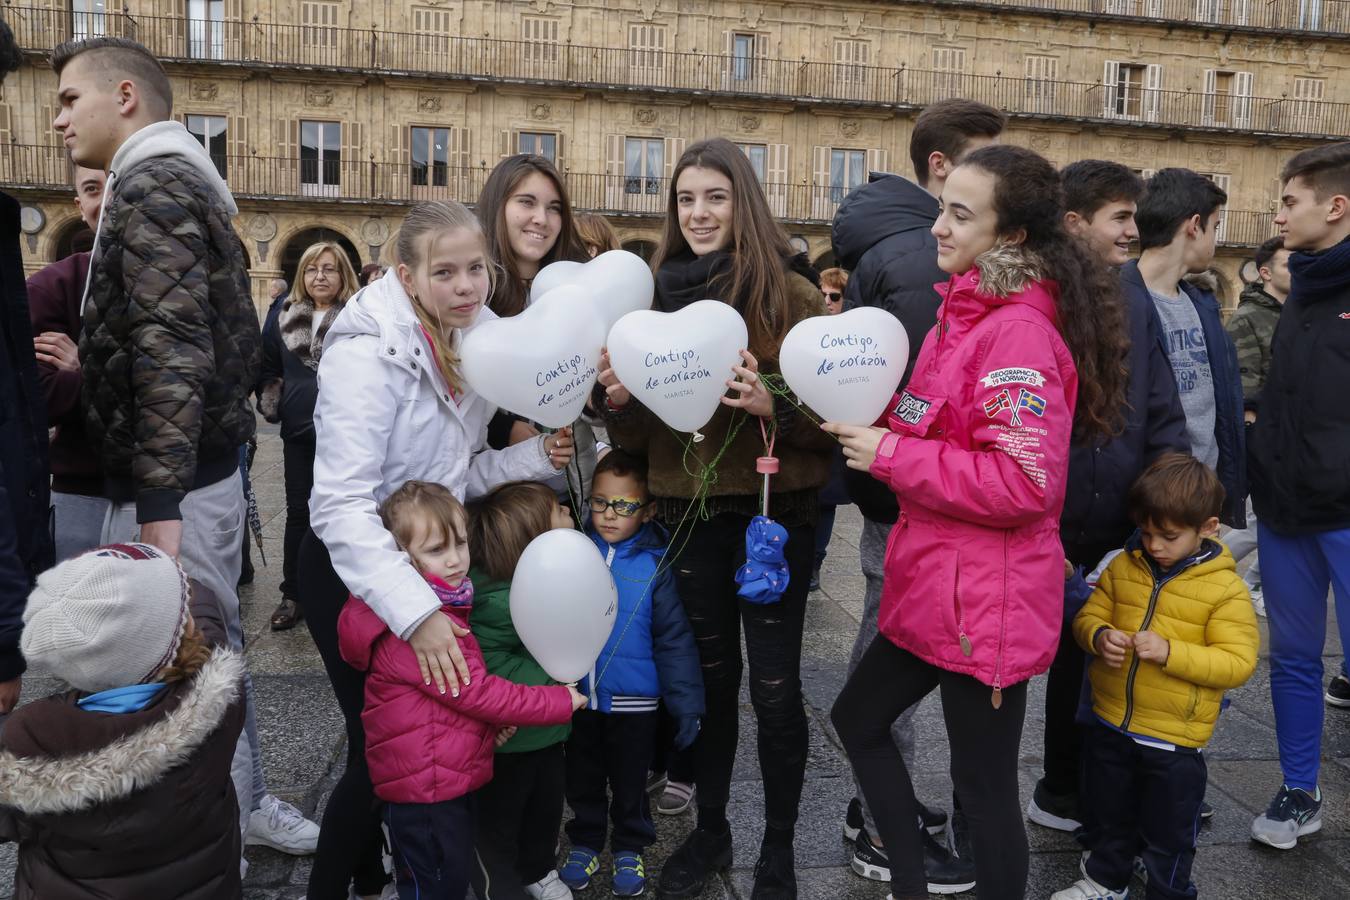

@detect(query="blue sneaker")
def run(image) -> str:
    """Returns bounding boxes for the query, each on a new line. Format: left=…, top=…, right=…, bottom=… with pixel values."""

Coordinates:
left=612, top=852, right=647, bottom=897
left=561, top=848, right=600, bottom=891
left=1251, top=785, right=1322, bottom=850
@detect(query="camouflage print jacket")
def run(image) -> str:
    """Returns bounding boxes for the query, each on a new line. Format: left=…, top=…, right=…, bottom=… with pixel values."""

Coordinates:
left=81, top=145, right=260, bottom=523
left=1225, top=283, right=1282, bottom=411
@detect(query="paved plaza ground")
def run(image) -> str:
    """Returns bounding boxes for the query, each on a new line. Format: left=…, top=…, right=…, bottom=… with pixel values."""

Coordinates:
left=5, top=423, right=1350, bottom=898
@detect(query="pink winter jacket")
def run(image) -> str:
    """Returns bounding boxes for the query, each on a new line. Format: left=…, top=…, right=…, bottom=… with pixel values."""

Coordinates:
left=337, top=576, right=575, bottom=804
left=869, top=248, right=1079, bottom=701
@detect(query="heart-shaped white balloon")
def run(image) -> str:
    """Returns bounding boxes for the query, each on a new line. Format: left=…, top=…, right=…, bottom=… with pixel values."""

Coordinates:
left=460, top=285, right=606, bottom=429
left=510, top=529, right=618, bottom=683
left=529, top=260, right=584, bottom=303
left=607, top=300, right=748, bottom=435
left=531, top=250, right=654, bottom=330
left=779, top=307, right=909, bottom=426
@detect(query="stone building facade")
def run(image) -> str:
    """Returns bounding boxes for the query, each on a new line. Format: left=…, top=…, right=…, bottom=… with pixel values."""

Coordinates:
left=3, top=0, right=1348, bottom=312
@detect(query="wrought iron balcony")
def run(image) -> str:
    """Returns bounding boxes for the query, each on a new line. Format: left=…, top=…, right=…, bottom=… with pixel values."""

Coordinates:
left=7, top=8, right=1350, bottom=141
left=0, top=144, right=1281, bottom=247
left=931, top=0, right=1349, bottom=33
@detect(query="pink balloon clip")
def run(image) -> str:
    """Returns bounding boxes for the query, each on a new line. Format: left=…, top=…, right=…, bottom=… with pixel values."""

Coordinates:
left=756, top=456, right=780, bottom=475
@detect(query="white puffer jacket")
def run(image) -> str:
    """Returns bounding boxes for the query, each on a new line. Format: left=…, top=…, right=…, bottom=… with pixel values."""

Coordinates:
left=309, top=274, right=557, bottom=639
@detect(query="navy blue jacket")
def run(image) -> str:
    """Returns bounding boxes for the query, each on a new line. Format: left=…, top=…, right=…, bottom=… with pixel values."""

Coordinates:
left=1060, top=270, right=1188, bottom=555
left=0, top=192, right=53, bottom=682
left=1120, top=261, right=1246, bottom=528
left=830, top=172, right=946, bottom=524
left=579, top=522, right=703, bottom=720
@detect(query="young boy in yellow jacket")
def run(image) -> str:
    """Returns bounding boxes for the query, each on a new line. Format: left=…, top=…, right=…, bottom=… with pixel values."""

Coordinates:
left=1053, top=453, right=1259, bottom=900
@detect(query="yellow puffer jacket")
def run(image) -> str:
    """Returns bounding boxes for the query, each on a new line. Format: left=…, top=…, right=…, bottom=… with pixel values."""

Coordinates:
left=1072, top=539, right=1259, bottom=749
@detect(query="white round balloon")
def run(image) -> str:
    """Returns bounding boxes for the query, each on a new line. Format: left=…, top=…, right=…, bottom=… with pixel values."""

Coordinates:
left=530, top=250, right=654, bottom=330
left=778, top=307, right=909, bottom=426
left=606, top=301, right=748, bottom=435
left=510, top=529, right=619, bottom=683
left=460, top=286, right=606, bottom=429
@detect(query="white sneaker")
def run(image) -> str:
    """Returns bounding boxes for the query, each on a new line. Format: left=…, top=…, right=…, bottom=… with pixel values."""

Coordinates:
left=1249, top=584, right=1266, bottom=617
left=525, top=870, right=573, bottom=900
left=1051, top=875, right=1129, bottom=899
left=245, top=793, right=320, bottom=855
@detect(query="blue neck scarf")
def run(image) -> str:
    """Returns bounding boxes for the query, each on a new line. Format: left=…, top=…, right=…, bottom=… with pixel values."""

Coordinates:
left=1288, top=235, right=1350, bottom=305
left=77, top=683, right=168, bottom=714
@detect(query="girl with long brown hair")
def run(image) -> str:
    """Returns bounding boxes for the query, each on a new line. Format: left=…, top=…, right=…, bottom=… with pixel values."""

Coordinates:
left=597, top=137, right=835, bottom=900
left=300, top=200, right=576, bottom=900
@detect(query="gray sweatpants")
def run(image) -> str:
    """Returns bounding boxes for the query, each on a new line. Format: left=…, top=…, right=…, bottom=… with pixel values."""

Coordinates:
left=103, top=471, right=266, bottom=841
left=1221, top=496, right=1262, bottom=588
left=848, top=516, right=918, bottom=841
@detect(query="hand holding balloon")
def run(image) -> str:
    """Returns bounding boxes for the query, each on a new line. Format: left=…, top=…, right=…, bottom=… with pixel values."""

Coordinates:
left=722, top=350, right=773, bottom=418
left=566, top=684, right=589, bottom=711
left=597, top=349, right=632, bottom=409
left=821, top=422, right=888, bottom=472
left=543, top=426, right=575, bottom=471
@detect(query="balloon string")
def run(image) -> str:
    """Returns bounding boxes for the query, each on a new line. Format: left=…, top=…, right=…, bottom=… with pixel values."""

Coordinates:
left=589, top=408, right=750, bottom=692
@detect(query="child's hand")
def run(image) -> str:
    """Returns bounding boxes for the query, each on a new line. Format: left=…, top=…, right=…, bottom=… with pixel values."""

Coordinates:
left=494, top=726, right=517, bottom=748
left=1133, top=630, right=1170, bottom=664
left=597, top=350, right=632, bottom=408
left=1064, top=559, right=1074, bottom=579
left=1094, top=628, right=1132, bottom=668
left=674, top=715, right=700, bottom=751
left=567, top=685, right=588, bottom=711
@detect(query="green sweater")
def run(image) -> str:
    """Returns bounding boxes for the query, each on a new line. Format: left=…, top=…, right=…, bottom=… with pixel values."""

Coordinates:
left=469, top=567, right=571, bottom=753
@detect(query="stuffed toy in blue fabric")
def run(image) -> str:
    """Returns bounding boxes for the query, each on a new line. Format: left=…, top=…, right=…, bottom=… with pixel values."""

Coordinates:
left=734, top=515, right=790, bottom=604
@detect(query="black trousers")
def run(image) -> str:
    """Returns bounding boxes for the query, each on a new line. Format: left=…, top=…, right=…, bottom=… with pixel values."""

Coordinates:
left=565, top=709, right=659, bottom=853
left=832, top=636, right=1029, bottom=900
left=280, top=438, right=316, bottom=602
left=386, top=796, right=474, bottom=900
left=1080, top=724, right=1205, bottom=900
left=298, top=530, right=388, bottom=899
left=651, top=703, right=695, bottom=784
left=472, top=744, right=566, bottom=896
left=1041, top=538, right=1121, bottom=797
left=672, top=512, right=812, bottom=832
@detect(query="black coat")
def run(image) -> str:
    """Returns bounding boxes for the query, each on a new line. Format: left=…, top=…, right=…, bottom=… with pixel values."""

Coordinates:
left=830, top=173, right=947, bottom=524
left=1249, top=238, right=1350, bottom=534
left=257, top=296, right=321, bottom=444
left=0, top=192, right=52, bottom=682
left=1060, top=274, right=1189, bottom=557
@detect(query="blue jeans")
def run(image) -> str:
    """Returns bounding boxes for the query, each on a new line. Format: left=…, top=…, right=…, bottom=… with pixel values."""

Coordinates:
left=1262, top=523, right=1350, bottom=791
left=387, top=796, right=473, bottom=900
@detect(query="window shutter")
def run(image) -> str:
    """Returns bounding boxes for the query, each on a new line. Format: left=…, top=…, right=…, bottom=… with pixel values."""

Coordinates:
left=500, top=129, right=515, bottom=159
left=1210, top=173, right=1231, bottom=242
left=1142, top=168, right=1157, bottom=181
left=663, top=137, right=685, bottom=182
left=228, top=114, right=247, bottom=186
left=450, top=126, right=472, bottom=200
left=605, top=133, right=625, bottom=209
left=1102, top=60, right=1120, bottom=118
left=1144, top=64, right=1163, bottom=122
left=555, top=132, right=566, bottom=172
left=343, top=121, right=364, bottom=197
left=765, top=143, right=789, bottom=217
left=1202, top=69, right=1217, bottom=126
left=283, top=119, right=300, bottom=194
left=812, top=145, right=831, bottom=219
left=867, top=148, right=888, bottom=176
left=223, top=0, right=242, bottom=56
left=1234, top=71, right=1253, bottom=128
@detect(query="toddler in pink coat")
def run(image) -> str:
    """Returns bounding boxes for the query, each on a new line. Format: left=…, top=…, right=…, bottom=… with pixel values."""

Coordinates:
left=338, top=480, right=586, bottom=900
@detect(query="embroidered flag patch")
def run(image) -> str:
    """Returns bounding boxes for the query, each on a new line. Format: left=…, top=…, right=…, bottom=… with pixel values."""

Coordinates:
left=1016, top=389, right=1047, bottom=419
left=983, top=390, right=1013, bottom=418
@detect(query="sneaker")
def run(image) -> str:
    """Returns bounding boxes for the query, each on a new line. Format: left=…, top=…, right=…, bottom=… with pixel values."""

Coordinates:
left=656, top=781, right=695, bottom=816
left=526, top=870, right=574, bottom=900
left=1326, top=675, right=1350, bottom=709
left=612, top=852, right=647, bottom=897
left=1026, top=780, right=1082, bottom=832
left=656, top=826, right=732, bottom=899
left=950, top=805, right=972, bottom=860
left=1249, top=584, right=1266, bottom=617
left=918, top=801, right=949, bottom=837
left=1251, top=784, right=1323, bottom=850
left=246, top=794, right=320, bottom=855
left=849, top=830, right=889, bottom=882
left=647, top=770, right=669, bottom=795
left=923, top=830, right=976, bottom=895
left=561, top=848, right=601, bottom=891
left=1199, top=800, right=1214, bottom=820
left=843, top=797, right=864, bottom=842
left=1050, top=873, right=1129, bottom=900
left=750, top=841, right=795, bottom=900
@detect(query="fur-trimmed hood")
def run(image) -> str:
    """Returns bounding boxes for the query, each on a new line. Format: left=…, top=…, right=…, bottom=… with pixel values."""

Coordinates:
left=0, top=648, right=243, bottom=815
left=972, top=244, right=1047, bottom=299
left=932, top=245, right=1061, bottom=337
left=278, top=294, right=346, bottom=371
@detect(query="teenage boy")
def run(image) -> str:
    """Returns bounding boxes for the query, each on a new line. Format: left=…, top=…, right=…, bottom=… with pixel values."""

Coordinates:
left=50, top=37, right=317, bottom=856
left=1026, top=162, right=1188, bottom=833
left=1126, top=169, right=1246, bottom=530
left=1055, top=453, right=1258, bottom=900
left=1248, top=142, right=1350, bottom=851
left=1221, top=236, right=1290, bottom=617
left=829, top=97, right=1005, bottom=892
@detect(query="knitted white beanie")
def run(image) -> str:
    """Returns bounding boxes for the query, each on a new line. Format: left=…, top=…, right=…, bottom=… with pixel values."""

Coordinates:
left=21, top=543, right=192, bottom=693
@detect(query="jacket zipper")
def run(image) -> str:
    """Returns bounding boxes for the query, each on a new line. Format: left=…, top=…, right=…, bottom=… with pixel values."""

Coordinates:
left=991, top=530, right=1011, bottom=710
left=1121, top=567, right=1178, bottom=731
left=954, top=564, right=971, bottom=659
left=590, top=545, right=618, bottom=708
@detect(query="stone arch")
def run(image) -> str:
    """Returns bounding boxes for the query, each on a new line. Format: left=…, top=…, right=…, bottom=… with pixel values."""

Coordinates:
left=277, top=225, right=363, bottom=286
left=621, top=238, right=657, bottom=262
left=49, top=214, right=93, bottom=262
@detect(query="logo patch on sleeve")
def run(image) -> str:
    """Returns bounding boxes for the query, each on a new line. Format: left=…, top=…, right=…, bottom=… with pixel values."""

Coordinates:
left=892, top=391, right=931, bottom=425
left=979, top=367, right=1046, bottom=388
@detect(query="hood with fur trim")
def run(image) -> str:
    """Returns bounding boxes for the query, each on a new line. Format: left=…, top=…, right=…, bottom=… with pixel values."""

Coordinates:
left=0, top=648, right=243, bottom=814
left=971, top=244, right=1047, bottom=299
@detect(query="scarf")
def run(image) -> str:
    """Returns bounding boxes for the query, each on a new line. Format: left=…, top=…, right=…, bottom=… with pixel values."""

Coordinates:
left=1288, top=235, right=1350, bottom=305
left=426, top=574, right=474, bottom=608
left=653, top=249, right=820, bottom=313
left=278, top=296, right=344, bottom=371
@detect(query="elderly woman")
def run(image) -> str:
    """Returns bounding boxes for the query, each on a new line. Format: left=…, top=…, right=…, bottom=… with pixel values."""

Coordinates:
left=257, top=242, right=359, bottom=630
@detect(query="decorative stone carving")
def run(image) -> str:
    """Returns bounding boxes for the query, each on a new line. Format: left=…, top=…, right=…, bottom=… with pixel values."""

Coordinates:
left=190, top=81, right=219, bottom=101
left=639, top=0, right=659, bottom=21
left=839, top=119, right=861, bottom=138
left=305, top=85, right=335, bottom=107
left=941, top=19, right=960, bottom=42
left=361, top=218, right=391, bottom=247
left=530, top=102, right=552, bottom=120
left=418, top=94, right=443, bottom=112
left=1306, top=44, right=1326, bottom=72
left=245, top=213, right=278, bottom=243
left=738, top=113, right=761, bottom=132
left=1029, top=133, right=1052, bottom=151
left=843, top=13, right=865, bottom=37
left=1117, top=138, right=1140, bottom=157
left=634, top=107, right=658, bottom=125
left=1206, top=146, right=1227, bottom=165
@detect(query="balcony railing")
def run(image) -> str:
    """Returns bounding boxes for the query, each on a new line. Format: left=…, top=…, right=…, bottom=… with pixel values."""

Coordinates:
left=933, top=0, right=1350, bottom=32
left=0, top=144, right=1281, bottom=247
left=8, top=8, right=1350, bottom=141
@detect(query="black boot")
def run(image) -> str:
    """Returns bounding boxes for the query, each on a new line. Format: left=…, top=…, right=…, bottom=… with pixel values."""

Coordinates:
left=656, top=826, right=732, bottom=899
left=751, top=840, right=796, bottom=900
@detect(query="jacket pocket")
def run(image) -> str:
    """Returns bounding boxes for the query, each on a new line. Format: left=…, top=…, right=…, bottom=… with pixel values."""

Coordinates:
left=886, top=388, right=948, bottom=439
left=1186, top=684, right=1201, bottom=720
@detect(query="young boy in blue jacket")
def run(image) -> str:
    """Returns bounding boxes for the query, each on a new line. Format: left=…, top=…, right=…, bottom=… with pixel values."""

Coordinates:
left=561, top=450, right=704, bottom=897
